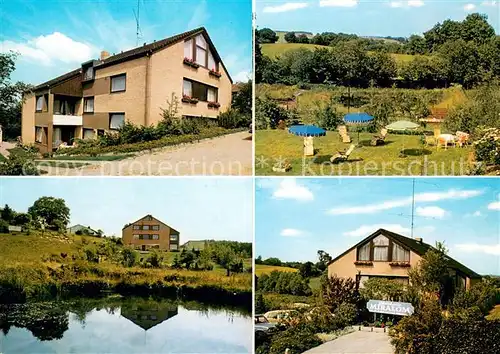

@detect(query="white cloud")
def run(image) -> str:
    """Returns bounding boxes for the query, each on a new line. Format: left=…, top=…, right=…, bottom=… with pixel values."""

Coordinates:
left=481, top=1, right=498, bottom=6
left=416, top=206, right=447, bottom=219
left=408, top=0, right=424, bottom=7
left=320, top=0, right=358, bottom=7
left=343, top=224, right=410, bottom=237
left=328, top=189, right=482, bottom=215
left=455, top=243, right=500, bottom=256
left=465, top=210, right=482, bottom=217
left=280, top=228, right=304, bottom=237
left=487, top=195, right=500, bottom=210
left=0, top=32, right=95, bottom=66
left=263, top=2, right=309, bottom=13
left=233, top=71, right=251, bottom=82
left=464, top=3, right=476, bottom=11
left=273, top=179, right=314, bottom=202
left=390, top=1, right=404, bottom=7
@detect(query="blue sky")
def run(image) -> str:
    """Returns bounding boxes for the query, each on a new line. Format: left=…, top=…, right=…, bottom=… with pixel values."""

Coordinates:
left=256, top=178, right=500, bottom=276
left=0, top=177, right=253, bottom=242
left=256, top=0, right=500, bottom=36
left=1, top=0, right=252, bottom=85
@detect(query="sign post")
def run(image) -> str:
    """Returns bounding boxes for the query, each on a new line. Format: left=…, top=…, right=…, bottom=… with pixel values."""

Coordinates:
left=367, top=300, right=414, bottom=316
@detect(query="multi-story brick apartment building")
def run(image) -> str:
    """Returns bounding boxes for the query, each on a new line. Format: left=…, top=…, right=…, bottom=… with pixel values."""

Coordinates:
left=122, top=214, right=180, bottom=251
left=21, top=27, right=232, bottom=153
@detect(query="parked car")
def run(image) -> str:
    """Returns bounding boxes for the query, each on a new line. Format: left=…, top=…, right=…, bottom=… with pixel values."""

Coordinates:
left=264, top=309, right=300, bottom=324
left=255, top=314, right=276, bottom=344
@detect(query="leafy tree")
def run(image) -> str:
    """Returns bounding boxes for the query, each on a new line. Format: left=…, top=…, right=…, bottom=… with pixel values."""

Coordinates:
left=299, top=261, right=315, bottom=278
left=0, top=52, right=33, bottom=140
left=314, top=96, right=343, bottom=131
left=255, top=292, right=267, bottom=313
left=28, top=197, right=70, bottom=232
left=1, top=204, right=14, bottom=223
left=257, top=28, right=278, bottom=44
left=405, top=35, right=427, bottom=55
left=319, top=274, right=360, bottom=312
left=360, top=277, right=408, bottom=302
left=284, top=32, right=297, bottom=43
left=297, top=34, right=310, bottom=44
left=231, top=80, right=252, bottom=115
left=145, top=250, right=164, bottom=268
left=12, top=212, right=30, bottom=226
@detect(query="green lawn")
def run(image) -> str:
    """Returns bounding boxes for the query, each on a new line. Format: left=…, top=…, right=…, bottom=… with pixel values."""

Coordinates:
left=255, top=130, right=473, bottom=176
left=255, top=264, right=298, bottom=276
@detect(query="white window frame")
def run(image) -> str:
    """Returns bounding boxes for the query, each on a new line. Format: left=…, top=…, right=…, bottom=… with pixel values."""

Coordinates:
left=183, top=79, right=192, bottom=97
left=109, top=113, right=125, bottom=130
left=84, top=97, right=94, bottom=113
left=110, top=74, right=126, bottom=93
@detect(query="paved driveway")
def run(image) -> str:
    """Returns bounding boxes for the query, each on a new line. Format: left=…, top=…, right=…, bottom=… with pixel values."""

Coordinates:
left=41, top=132, right=252, bottom=176
left=303, top=331, right=393, bottom=354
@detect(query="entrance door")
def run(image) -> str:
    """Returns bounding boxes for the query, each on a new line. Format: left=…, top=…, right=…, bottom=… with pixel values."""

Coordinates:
left=60, top=127, right=75, bottom=146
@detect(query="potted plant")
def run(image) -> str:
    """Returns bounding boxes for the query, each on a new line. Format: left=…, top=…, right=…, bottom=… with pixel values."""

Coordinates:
left=354, top=260, right=373, bottom=266
left=183, top=57, right=200, bottom=69
left=209, top=68, right=221, bottom=78
left=389, top=261, right=411, bottom=267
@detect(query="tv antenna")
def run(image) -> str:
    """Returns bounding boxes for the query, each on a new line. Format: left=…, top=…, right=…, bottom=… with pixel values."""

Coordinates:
left=133, top=0, right=143, bottom=47
left=410, top=178, right=415, bottom=238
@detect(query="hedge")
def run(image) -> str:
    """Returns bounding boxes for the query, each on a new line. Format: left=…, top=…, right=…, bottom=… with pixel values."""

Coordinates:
left=434, top=319, right=500, bottom=354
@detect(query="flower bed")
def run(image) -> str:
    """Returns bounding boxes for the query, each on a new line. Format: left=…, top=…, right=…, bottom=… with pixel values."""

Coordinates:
left=183, top=57, right=199, bottom=69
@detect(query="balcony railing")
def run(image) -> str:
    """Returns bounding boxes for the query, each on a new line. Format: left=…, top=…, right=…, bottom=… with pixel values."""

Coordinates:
left=53, top=114, right=82, bottom=126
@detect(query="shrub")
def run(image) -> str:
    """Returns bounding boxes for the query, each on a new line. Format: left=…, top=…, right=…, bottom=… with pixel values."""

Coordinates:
left=451, top=279, right=498, bottom=315
left=255, top=97, right=298, bottom=129
left=319, top=274, right=360, bottom=312
left=121, top=248, right=139, bottom=267
left=0, top=153, right=39, bottom=176
left=314, top=97, right=343, bottom=131
left=218, top=109, right=251, bottom=129
left=82, top=245, right=99, bottom=263
left=255, top=292, right=267, bottom=314
left=474, top=128, right=500, bottom=166
left=266, top=324, right=322, bottom=354
left=257, top=271, right=312, bottom=296
left=145, top=250, right=164, bottom=268
left=334, top=302, right=357, bottom=327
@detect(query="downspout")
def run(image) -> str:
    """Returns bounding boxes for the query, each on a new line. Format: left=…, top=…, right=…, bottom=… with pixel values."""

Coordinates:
left=144, top=51, right=152, bottom=126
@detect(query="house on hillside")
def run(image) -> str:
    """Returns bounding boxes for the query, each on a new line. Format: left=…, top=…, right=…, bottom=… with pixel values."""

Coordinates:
left=181, top=240, right=209, bottom=252
left=328, top=228, right=481, bottom=290
left=120, top=301, right=178, bottom=331
left=122, top=214, right=180, bottom=251
left=21, top=27, right=233, bottom=153
left=67, top=224, right=98, bottom=236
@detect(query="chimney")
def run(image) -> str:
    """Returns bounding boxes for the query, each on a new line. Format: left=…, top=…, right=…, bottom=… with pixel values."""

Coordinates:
left=415, top=237, right=423, bottom=243
left=100, top=50, right=110, bottom=60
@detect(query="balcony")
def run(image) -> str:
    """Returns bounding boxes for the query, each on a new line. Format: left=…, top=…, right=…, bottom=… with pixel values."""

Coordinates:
left=53, top=114, right=82, bottom=126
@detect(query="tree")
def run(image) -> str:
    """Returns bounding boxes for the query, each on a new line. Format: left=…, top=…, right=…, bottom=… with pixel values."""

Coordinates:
left=284, top=32, right=297, bottom=43
left=299, top=261, right=315, bottom=278
left=12, top=212, right=30, bottom=226
left=232, top=80, right=252, bottom=115
left=28, top=197, right=70, bottom=232
left=405, top=35, right=427, bottom=55
left=297, top=34, right=310, bottom=44
left=255, top=292, right=267, bottom=313
left=317, top=250, right=332, bottom=266
left=121, top=248, right=138, bottom=267
left=257, top=28, right=278, bottom=44
left=320, top=274, right=360, bottom=312
left=1, top=204, right=14, bottom=223
left=0, top=52, right=33, bottom=140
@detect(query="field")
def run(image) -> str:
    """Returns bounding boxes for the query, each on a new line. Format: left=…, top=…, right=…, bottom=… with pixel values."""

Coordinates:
left=0, top=232, right=252, bottom=303
left=261, top=43, right=430, bottom=64
left=256, top=130, right=473, bottom=176
left=486, top=304, right=500, bottom=320
left=255, top=264, right=298, bottom=276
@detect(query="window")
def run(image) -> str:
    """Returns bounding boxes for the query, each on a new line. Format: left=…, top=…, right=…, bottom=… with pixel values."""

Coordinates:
left=208, top=51, right=216, bottom=71
left=152, top=235, right=159, bottom=240
left=35, top=126, right=43, bottom=143
left=36, top=96, right=44, bottom=112
left=110, top=74, right=126, bottom=93
left=97, top=129, right=105, bottom=136
left=133, top=235, right=140, bottom=240
left=373, top=235, right=389, bottom=261
left=182, top=79, right=218, bottom=102
left=84, top=66, right=94, bottom=81
left=195, top=34, right=207, bottom=67
left=83, top=128, right=95, bottom=140
left=170, top=234, right=178, bottom=241
left=109, top=113, right=125, bottom=130
left=184, top=39, right=193, bottom=60
left=84, top=97, right=94, bottom=113
left=146, top=216, right=152, bottom=221
left=392, top=243, right=410, bottom=262
left=170, top=244, right=178, bottom=251
left=54, top=98, right=75, bottom=115
left=143, top=225, right=150, bottom=230
left=133, top=225, right=140, bottom=230
left=152, top=225, right=160, bottom=231
left=358, top=243, right=371, bottom=261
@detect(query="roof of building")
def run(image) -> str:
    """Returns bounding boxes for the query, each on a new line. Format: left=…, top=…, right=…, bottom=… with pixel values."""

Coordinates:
left=32, top=27, right=232, bottom=91
left=67, top=224, right=98, bottom=233
left=181, top=240, right=208, bottom=250
left=122, top=214, right=179, bottom=234
left=329, top=228, right=481, bottom=279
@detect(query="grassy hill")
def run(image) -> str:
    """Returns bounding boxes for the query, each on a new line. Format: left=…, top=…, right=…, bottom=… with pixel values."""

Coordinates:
left=255, top=264, right=299, bottom=276
left=261, top=43, right=428, bottom=64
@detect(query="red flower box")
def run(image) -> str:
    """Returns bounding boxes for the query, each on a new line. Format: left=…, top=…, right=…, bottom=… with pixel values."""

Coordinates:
left=183, top=57, right=200, bottom=69
left=207, top=101, right=220, bottom=108
left=354, top=260, right=373, bottom=266
left=389, top=262, right=411, bottom=267
left=209, top=69, right=221, bottom=78
left=182, top=95, right=198, bottom=104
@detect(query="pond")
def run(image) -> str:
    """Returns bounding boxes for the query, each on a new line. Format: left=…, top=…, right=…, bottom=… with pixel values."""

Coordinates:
left=0, top=297, right=252, bottom=353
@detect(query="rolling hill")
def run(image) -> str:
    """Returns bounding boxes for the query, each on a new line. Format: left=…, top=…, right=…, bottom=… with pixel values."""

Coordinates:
left=255, top=264, right=299, bottom=276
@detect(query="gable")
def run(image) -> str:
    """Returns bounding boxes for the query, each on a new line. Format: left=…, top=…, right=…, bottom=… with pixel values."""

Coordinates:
left=123, top=215, right=179, bottom=234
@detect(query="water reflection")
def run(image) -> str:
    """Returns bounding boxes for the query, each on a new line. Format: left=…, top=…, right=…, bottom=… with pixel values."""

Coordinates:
left=0, top=297, right=251, bottom=353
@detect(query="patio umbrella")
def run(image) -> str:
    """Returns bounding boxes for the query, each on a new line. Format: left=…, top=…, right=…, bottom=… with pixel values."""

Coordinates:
left=344, top=112, right=374, bottom=143
left=386, top=120, right=420, bottom=157
left=288, top=125, right=326, bottom=157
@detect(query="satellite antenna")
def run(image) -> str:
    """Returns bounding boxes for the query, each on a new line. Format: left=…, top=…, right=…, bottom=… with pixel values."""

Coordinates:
left=133, top=0, right=143, bottom=47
